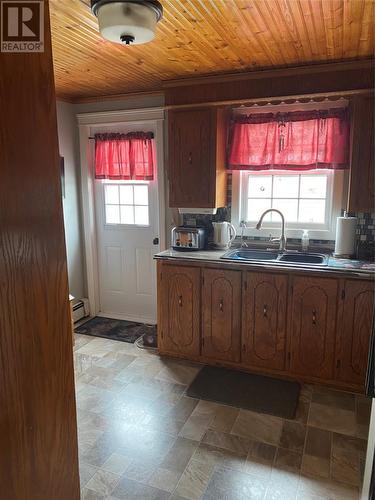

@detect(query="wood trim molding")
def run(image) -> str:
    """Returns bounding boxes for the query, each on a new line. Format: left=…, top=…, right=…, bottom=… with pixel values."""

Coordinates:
left=163, top=59, right=374, bottom=88
left=165, top=60, right=375, bottom=107
left=72, top=90, right=164, bottom=105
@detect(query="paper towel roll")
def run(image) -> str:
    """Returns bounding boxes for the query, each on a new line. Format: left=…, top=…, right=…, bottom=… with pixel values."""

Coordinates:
left=334, top=216, right=357, bottom=257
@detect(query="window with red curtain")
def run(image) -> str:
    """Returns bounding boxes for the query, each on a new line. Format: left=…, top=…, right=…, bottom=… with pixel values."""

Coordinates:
left=95, top=132, right=156, bottom=180
left=228, top=108, right=350, bottom=171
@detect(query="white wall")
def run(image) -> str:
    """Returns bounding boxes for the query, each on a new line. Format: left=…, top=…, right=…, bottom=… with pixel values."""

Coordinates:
left=56, top=101, right=85, bottom=298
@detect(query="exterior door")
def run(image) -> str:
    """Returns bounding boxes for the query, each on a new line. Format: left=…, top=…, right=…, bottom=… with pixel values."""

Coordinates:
left=290, top=276, right=338, bottom=380
left=202, top=269, right=241, bottom=362
left=242, top=272, right=288, bottom=371
left=158, top=264, right=200, bottom=356
left=336, top=279, right=375, bottom=387
left=95, top=177, right=160, bottom=323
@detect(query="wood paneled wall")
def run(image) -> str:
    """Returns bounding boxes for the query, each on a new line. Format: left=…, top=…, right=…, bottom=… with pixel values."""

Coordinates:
left=0, top=2, right=80, bottom=499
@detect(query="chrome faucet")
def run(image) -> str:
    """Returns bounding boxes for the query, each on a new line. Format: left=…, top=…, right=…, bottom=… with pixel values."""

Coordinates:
left=240, top=221, right=248, bottom=248
left=256, top=209, right=287, bottom=252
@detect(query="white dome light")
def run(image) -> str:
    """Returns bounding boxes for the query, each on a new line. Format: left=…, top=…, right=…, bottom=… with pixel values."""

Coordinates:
left=91, top=0, right=163, bottom=45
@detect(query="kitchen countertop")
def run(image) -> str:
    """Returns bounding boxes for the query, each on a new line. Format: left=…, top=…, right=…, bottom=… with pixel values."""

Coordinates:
left=155, top=248, right=375, bottom=279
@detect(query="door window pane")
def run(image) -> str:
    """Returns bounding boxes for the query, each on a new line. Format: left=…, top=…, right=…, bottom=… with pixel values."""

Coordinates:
left=134, top=206, right=149, bottom=225
left=300, top=175, right=327, bottom=198
left=105, top=205, right=120, bottom=224
left=248, top=176, right=272, bottom=198
left=104, top=182, right=150, bottom=226
left=273, top=175, right=299, bottom=198
left=105, top=185, right=119, bottom=204
left=120, top=205, right=134, bottom=224
left=134, top=185, right=149, bottom=205
left=120, top=185, right=133, bottom=205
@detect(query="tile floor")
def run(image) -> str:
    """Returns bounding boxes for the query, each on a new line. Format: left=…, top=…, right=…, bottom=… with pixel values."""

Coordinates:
left=74, top=333, right=371, bottom=500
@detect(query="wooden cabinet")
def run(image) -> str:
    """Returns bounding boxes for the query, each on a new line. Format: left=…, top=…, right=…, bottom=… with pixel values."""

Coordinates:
left=168, top=108, right=227, bottom=208
left=242, top=272, right=288, bottom=371
left=202, top=269, right=241, bottom=363
left=157, top=260, right=374, bottom=392
left=289, top=276, right=338, bottom=380
left=158, top=263, right=200, bottom=357
left=348, top=94, right=375, bottom=212
left=336, top=279, right=375, bottom=386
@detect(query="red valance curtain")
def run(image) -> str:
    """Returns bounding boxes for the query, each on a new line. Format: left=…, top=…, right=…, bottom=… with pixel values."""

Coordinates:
left=228, top=108, right=350, bottom=171
left=95, top=132, right=156, bottom=180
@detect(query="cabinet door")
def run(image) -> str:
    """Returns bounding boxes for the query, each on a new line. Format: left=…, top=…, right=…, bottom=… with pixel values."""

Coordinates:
left=290, top=277, right=338, bottom=380
left=242, top=272, right=288, bottom=371
left=158, top=264, right=200, bottom=357
left=336, top=280, right=375, bottom=387
left=168, top=109, right=213, bottom=208
left=202, top=269, right=241, bottom=363
left=348, top=95, right=375, bottom=212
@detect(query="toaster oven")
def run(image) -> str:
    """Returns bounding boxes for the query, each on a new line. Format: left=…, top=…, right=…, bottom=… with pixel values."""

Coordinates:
left=171, top=226, right=207, bottom=251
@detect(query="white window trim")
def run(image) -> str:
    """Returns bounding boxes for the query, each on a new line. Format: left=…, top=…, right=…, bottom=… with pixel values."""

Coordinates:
left=231, top=170, right=347, bottom=240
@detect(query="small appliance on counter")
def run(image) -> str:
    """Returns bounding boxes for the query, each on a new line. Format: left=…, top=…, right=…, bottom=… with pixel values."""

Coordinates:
left=212, top=221, right=236, bottom=249
left=171, top=226, right=207, bottom=251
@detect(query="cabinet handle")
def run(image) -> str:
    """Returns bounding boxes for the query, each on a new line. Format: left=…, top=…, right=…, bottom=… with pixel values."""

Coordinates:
left=219, top=299, right=224, bottom=312
left=178, top=295, right=183, bottom=307
left=188, top=152, right=192, bottom=164
left=312, top=310, right=317, bottom=325
left=263, top=304, right=267, bottom=317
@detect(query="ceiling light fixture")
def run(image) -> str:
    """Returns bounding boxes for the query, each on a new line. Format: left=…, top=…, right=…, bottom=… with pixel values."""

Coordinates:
left=91, top=0, right=163, bottom=45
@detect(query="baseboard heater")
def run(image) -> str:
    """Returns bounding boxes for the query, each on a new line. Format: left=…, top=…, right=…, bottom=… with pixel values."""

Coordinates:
left=71, top=298, right=90, bottom=323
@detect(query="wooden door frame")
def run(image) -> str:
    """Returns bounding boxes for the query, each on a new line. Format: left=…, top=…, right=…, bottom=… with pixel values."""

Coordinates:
left=77, top=107, right=166, bottom=317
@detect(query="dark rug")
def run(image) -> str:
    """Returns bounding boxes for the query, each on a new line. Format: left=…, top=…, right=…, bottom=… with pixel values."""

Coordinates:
left=187, top=365, right=300, bottom=419
left=75, top=316, right=156, bottom=344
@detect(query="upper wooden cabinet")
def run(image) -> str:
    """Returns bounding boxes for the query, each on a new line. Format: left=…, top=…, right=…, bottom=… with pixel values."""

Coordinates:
left=348, top=94, right=375, bottom=212
left=336, top=279, right=375, bottom=387
left=289, top=276, right=338, bottom=380
left=158, top=263, right=200, bottom=357
left=202, top=268, right=241, bottom=363
left=168, top=108, right=228, bottom=208
left=242, top=272, right=288, bottom=372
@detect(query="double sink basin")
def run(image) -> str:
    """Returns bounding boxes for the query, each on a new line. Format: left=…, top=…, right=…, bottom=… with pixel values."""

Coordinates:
left=221, top=248, right=328, bottom=266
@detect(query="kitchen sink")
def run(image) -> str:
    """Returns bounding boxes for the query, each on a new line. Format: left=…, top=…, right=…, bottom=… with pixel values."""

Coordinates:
left=221, top=249, right=280, bottom=261
left=221, top=249, right=328, bottom=266
left=278, top=253, right=327, bottom=265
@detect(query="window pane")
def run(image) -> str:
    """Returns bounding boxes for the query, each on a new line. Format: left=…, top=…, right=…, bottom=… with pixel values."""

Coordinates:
left=105, top=205, right=120, bottom=224
left=247, top=198, right=272, bottom=222
left=120, top=185, right=133, bottom=205
left=272, top=199, right=298, bottom=222
left=299, top=199, right=326, bottom=223
left=120, top=205, right=134, bottom=224
left=134, top=185, right=149, bottom=206
left=248, top=176, right=272, bottom=198
left=273, top=175, right=299, bottom=198
left=105, top=185, right=119, bottom=204
left=134, top=206, right=149, bottom=225
left=300, top=175, right=327, bottom=198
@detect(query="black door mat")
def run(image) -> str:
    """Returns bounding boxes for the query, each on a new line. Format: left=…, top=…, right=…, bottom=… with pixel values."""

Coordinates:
left=75, top=316, right=156, bottom=344
left=187, top=365, right=300, bottom=419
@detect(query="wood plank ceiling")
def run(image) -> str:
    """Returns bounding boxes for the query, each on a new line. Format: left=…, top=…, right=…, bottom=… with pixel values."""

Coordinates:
left=50, top=0, right=374, bottom=101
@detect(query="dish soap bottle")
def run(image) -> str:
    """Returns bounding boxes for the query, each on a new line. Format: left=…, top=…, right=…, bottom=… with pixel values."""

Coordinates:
left=302, top=230, right=309, bottom=252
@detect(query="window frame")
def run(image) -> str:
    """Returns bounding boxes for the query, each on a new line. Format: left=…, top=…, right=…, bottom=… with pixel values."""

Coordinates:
left=231, top=169, right=346, bottom=240
left=102, top=180, right=151, bottom=228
